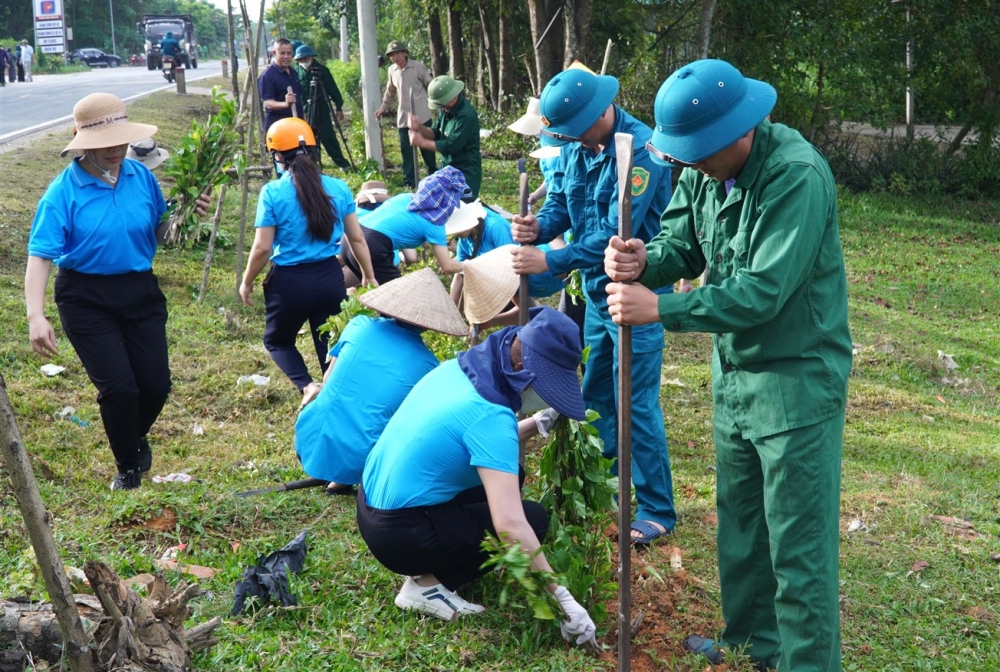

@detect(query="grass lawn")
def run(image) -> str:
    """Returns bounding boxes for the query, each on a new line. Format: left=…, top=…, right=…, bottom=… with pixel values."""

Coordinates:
left=1, top=83, right=998, bottom=671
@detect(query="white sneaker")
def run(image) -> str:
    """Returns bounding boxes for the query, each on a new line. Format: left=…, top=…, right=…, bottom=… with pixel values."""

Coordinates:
left=394, top=577, right=485, bottom=621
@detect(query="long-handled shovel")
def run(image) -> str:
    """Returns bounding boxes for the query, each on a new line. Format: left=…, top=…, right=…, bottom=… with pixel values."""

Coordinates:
left=517, top=158, right=531, bottom=326
left=288, top=86, right=298, bottom=118
left=234, top=477, right=326, bottom=498
left=409, top=88, right=421, bottom=189
left=614, top=131, right=635, bottom=671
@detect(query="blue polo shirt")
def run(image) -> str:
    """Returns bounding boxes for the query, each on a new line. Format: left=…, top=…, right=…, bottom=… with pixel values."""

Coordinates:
left=362, top=359, right=519, bottom=510
left=258, top=62, right=304, bottom=131
left=28, top=158, right=166, bottom=274
left=361, top=194, right=447, bottom=249
left=456, top=208, right=565, bottom=298
left=295, top=316, right=438, bottom=485
left=535, top=106, right=671, bottom=297
left=254, top=172, right=356, bottom=266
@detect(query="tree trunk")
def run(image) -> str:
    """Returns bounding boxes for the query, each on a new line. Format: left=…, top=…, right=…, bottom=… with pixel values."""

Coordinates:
left=497, top=0, right=514, bottom=112
left=0, top=375, right=95, bottom=672
left=563, top=0, right=593, bottom=68
left=527, top=0, right=562, bottom=94
left=427, top=3, right=447, bottom=76
left=478, top=0, right=499, bottom=110
left=697, top=0, right=718, bottom=59
left=447, top=1, right=466, bottom=80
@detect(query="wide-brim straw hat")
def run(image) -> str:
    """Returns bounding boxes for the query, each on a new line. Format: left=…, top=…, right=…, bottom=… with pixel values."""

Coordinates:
left=61, top=93, right=157, bottom=157
left=445, top=199, right=486, bottom=237
left=508, top=97, right=543, bottom=136
left=355, top=180, right=390, bottom=206
left=126, top=138, right=170, bottom=170
left=462, top=244, right=519, bottom=324
left=359, top=267, right=468, bottom=337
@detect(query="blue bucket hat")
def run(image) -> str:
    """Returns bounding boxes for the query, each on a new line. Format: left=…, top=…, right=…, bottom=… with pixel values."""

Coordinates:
left=519, top=307, right=586, bottom=421
left=294, top=44, right=316, bottom=60
left=649, top=59, right=776, bottom=166
left=538, top=69, right=619, bottom=143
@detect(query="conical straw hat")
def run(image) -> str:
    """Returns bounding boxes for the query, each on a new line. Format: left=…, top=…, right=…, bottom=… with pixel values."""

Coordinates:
left=359, top=267, right=468, bottom=337
left=462, top=244, right=519, bottom=325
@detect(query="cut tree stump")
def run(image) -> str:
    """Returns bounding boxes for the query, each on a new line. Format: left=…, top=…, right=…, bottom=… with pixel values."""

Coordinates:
left=83, top=562, right=221, bottom=672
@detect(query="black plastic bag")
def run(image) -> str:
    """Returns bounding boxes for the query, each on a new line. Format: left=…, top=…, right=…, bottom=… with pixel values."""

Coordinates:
left=231, top=530, right=308, bottom=616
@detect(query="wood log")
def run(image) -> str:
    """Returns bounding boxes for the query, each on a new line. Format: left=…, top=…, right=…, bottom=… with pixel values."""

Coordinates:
left=0, top=596, right=102, bottom=664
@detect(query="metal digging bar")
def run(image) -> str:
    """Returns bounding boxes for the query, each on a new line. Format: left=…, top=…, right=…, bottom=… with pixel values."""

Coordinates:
left=614, top=131, right=635, bottom=672
left=517, top=158, right=531, bottom=326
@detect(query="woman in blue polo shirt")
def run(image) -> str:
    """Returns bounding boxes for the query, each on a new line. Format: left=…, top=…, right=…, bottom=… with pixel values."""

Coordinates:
left=295, top=268, right=467, bottom=494
left=341, top=166, right=465, bottom=286
left=25, top=93, right=212, bottom=491
left=240, top=118, right=376, bottom=395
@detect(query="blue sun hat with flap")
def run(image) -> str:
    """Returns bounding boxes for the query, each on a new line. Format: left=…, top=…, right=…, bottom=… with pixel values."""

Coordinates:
left=649, top=59, right=776, bottom=165
left=538, top=69, right=619, bottom=143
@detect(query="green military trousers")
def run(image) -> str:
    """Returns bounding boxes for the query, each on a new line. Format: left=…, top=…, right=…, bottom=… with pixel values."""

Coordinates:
left=714, top=410, right=844, bottom=671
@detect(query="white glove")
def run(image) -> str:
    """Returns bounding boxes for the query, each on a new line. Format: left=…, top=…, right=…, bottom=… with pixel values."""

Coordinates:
left=554, top=586, right=597, bottom=648
left=533, top=408, right=560, bottom=438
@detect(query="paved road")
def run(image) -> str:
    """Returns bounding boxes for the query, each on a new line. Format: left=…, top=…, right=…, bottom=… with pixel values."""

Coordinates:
left=0, top=60, right=225, bottom=143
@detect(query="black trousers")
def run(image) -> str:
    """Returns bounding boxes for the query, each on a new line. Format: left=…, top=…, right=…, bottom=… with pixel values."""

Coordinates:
left=398, top=123, right=438, bottom=188
left=262, top=256, right=346, bottom=391
left=341, top=227, right=401, bottom=286
left=357, top=477, right=549, bottom=592
left=55, top=269, right=171, bottom=473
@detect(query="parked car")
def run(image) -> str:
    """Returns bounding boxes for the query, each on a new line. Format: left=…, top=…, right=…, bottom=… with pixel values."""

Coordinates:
left=68, top=48, right=122, bottom=68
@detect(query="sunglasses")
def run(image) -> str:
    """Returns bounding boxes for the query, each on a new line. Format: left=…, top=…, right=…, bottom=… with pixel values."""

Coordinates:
left=540, top=128, right=582, bottom=144
left=644, top=141, right=697, bottom=168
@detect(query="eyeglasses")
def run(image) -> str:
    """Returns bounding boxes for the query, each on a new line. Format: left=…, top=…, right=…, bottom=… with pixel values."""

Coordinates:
left=645, top=141, right=697, bottom=168
left=540, top=128, right=582, bottom=144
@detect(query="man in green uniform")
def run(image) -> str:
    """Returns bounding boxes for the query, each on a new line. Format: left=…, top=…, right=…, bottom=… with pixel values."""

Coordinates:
left=604, top=59, right=852, bottom=671
left=294, top=44, right=351, bottom=172
left=408, top=75, right=482, bottom=198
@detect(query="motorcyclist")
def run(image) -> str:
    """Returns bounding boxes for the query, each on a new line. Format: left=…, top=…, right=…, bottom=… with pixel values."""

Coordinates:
left=160, top=31, right=180, bottom=62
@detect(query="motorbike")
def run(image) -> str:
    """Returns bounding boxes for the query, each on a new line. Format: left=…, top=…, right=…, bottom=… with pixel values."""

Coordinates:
left=162, top=55, right=176, bottom=83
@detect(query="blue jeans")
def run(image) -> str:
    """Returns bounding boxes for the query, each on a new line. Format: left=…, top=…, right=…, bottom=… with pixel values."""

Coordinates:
left=581, top=290, right=676, bottom=531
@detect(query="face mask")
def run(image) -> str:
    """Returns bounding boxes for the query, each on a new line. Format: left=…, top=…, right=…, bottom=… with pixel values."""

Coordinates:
left=299, top=59, right=313, bottom=69
left=520, top=387, right=549, bottom=415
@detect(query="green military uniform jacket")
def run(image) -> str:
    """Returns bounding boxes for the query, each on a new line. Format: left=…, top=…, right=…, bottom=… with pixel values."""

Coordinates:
left=641, top=119, right=852, bottom=439
left=295, top=61, right=344, bottom=125
left=432, top=94, right=481, bottom=198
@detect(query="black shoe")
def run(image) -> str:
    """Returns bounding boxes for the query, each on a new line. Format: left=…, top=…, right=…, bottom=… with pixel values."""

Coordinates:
left=137, top=436, right=152, bottom=473
left=111, top=470, right=142, bottom=491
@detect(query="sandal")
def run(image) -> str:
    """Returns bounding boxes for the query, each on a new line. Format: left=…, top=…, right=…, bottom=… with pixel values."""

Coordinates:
left=630, top=519, right=668, bottom=545
left=683, top=634, right=724, bottom=665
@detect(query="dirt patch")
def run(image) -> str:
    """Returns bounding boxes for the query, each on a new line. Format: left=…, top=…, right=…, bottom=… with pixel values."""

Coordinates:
left=139, top=507, right=178, bottom=533
left=595, top=531, right=725, bottom=669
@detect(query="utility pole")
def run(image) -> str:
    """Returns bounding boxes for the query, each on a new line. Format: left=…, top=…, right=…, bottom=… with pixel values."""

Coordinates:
left=109, top=0, right=116, bottom=55
left=356, top=0, right=384, bottom=169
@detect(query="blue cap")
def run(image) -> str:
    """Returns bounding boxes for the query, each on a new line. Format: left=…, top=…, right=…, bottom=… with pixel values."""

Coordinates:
left=650, top=59, right=776, bottom=165
left=290, top=40, right=303, bottom=51
left=294, top=44, right=316, bottom=59
left=539, top=69, right=619, bottom=142
left=519, top=307, right=586, bottom=421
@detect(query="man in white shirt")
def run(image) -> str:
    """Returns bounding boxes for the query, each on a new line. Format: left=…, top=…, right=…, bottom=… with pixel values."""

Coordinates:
left=20, top=40, right=33, bottom=82
left=375, top=41, right=437, bottom=188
